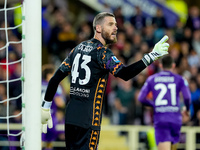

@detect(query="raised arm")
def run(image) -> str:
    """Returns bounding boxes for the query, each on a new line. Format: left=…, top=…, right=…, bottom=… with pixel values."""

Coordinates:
left=116, top=35, right=169, bottom=81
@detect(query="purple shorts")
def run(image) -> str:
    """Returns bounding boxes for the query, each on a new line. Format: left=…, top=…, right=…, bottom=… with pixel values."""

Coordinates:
left=154, top=122, right=181, bottom=145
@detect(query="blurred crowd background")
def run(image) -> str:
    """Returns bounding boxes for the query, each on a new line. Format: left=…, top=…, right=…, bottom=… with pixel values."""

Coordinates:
left=0, top=0, right=200, bottom=149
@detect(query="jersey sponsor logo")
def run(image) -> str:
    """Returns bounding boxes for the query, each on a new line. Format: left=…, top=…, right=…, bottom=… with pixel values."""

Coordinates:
left=155, top=106, right=179, bottom=112
left=70, top=87, right=90, bottom=98
left=111, top=56, right=120, bottom=63
left=70, top=87, right=90, bottom=93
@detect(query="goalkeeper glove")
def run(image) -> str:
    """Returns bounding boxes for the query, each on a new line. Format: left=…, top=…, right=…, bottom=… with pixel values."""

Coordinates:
left=142, top=35, right=169, bottom=66
left=41, top=100, right=53, bottom=133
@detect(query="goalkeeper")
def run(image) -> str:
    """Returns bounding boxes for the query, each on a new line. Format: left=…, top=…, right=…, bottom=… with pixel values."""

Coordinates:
left=41, top=12, right=169, bottom=150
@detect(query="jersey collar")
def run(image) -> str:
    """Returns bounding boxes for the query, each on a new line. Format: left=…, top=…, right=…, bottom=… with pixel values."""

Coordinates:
left=91, top=38, right=104, bottom=47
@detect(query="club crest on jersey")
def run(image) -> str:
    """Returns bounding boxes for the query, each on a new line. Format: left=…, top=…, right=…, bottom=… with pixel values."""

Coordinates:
left=112, top=56, right=120, bottom=63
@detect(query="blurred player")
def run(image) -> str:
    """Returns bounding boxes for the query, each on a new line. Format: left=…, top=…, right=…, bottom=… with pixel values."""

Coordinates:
left=41, top=64, right=65, bottom=150
left=138, top=55, right=191, bottom=150
left=41, top=12, right=169, bottom=150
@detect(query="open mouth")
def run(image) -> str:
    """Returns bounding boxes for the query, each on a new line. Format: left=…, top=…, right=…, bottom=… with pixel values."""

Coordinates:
left=111, top=32, right=117, bottom=35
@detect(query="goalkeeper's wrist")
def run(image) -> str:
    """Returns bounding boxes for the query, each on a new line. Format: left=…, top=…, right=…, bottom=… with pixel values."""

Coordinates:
left=42, top=100, right=52, bottom=109
left=142, top=53, right=155, bottom=66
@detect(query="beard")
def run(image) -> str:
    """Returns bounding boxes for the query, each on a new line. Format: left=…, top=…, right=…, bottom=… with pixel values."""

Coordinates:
left=102, top=30, right=117, bottom=45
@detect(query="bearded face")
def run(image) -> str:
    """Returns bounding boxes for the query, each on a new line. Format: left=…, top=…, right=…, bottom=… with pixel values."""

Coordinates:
left=99, top=16, right=118, bottom=45
left=101, top=28, right=117, bottom=45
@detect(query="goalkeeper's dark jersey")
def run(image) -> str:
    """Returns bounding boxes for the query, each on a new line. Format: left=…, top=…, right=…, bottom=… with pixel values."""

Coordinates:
left=59, top=38, right=124, bottom=130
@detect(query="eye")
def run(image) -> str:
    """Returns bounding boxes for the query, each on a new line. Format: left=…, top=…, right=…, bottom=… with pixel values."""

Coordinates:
left=108, top=22, right=113, bottom=26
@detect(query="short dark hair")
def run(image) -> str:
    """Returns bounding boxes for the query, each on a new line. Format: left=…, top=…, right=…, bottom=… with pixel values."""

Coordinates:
left=161, top=55, right=174, bottom=69
left=93, top=12, right=115, bottom=31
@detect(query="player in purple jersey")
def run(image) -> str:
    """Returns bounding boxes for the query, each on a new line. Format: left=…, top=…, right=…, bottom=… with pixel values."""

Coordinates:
left=138, top=55, right=191, bottom=150
left=41, top=12, right=170, bottom=150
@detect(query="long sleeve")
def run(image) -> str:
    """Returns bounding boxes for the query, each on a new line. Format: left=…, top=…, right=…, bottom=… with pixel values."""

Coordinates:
left=181, top=78, right=191, bottom=111
left=138, top=82, right=154, bottom=107
left=44, top=69, right=67, bottom=102
left=115, top=60, right=147, bottom=81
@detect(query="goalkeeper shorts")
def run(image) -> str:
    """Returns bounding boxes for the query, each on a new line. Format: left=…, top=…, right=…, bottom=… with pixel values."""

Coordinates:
left=65, top=124, right=99, bottom=150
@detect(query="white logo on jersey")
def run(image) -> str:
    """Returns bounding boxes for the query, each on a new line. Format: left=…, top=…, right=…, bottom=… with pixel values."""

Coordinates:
left=70, top=87, right=91, bottom=98
left=78, top=44, right=93, bottom=52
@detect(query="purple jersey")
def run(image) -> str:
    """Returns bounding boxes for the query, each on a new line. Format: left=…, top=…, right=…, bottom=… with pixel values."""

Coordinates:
left=138, top=71, right=191, bottom=125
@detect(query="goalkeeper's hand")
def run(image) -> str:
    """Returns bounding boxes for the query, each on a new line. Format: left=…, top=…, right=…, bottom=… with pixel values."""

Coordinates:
left=142, top=35, right=169, bottom=66
left=41, top=100, right=53, bottom=133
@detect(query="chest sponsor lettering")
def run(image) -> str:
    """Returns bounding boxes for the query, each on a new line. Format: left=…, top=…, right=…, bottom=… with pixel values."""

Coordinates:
left=70, top=87, right=90, bottom=98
